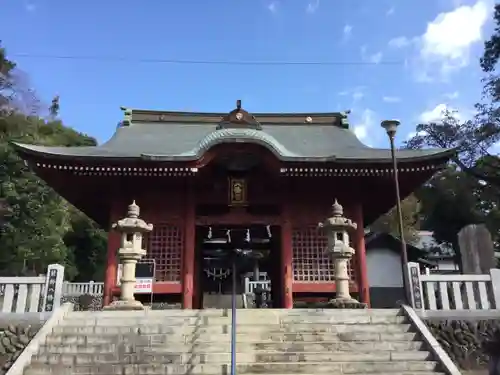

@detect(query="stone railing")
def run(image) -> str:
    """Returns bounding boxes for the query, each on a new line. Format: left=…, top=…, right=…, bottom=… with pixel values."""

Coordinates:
left=0, top=264, right=65, bottom=314
left=62, top=281, right=104, bottom=296
left=406, top=261, right=500, bottom=317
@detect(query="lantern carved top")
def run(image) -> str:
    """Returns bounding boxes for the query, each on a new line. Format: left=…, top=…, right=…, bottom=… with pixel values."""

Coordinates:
left=318, top=199, right=357, bottom=231
left=112, top=200, right=154, bottom=233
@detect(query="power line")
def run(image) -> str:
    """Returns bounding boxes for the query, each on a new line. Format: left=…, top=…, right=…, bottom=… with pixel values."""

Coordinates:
left=11, top=53, right=405, bottom=66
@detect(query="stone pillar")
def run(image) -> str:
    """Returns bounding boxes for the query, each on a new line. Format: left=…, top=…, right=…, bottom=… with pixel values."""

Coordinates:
left=458, top=224, right=496, bottom=274
left=105, top=201, right=153, bottom=311
left=319, top=200, right=366, bottom=309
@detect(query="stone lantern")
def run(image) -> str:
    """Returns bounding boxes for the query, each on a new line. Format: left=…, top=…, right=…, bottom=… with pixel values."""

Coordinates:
left=105, top=201, right=153, bottom=310
left=319, top=200, right=366, bottom=309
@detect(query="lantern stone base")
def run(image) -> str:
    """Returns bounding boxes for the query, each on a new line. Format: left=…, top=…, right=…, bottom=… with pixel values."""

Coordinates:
left=328, top=298, right=367, bottom=309
left=104, top=299, right=145, bottom=311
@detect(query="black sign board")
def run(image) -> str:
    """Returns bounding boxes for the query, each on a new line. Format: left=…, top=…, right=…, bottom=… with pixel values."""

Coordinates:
left=136, top=262, right=155, bottom=279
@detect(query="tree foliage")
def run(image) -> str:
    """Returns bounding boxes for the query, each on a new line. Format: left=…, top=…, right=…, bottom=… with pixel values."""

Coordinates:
left=0, top=43, right=39, bottom=117
left=418, top=166, right=498, bottom=254
left=371, top=194, right=421, bottom=244
left=406, top=110, right=500, bottom=188
left=0, top=42, right=107, bottom=279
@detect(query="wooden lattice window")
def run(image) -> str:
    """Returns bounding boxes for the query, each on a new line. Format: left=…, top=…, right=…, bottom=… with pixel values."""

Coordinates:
left=146, top=224, right=183, bottom=282
left=292, top=227, right=356, bottom=282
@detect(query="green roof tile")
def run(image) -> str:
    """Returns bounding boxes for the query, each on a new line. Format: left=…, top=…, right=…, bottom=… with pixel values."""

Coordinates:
left=11, top=113, right=454, bottom=163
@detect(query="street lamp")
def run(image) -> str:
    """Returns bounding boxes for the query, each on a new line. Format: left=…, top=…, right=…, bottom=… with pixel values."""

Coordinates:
left=380, top=120, right=411, bottom=306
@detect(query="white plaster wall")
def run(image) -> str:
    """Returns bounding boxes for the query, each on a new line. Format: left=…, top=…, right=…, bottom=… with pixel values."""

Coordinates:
left=366, top=248, right=403, bottom=288
left=436, top=260, right=460, bottom=272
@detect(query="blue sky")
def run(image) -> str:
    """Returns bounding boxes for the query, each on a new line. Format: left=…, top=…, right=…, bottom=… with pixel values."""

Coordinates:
left=0, top=0, right=495, bottom=147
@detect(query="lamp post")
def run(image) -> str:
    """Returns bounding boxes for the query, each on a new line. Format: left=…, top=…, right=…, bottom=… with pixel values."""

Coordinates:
left=380, top=120, right=411, bottom=306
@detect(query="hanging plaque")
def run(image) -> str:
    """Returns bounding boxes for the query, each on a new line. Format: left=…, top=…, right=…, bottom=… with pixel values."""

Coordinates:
left=229, top=178, right=247, bottom=206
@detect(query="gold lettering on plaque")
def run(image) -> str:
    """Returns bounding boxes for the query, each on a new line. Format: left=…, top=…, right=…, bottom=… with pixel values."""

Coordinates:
left=229, top=178, right=247, bottom=206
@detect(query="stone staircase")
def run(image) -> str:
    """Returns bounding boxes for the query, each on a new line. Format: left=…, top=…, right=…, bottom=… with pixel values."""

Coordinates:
left=202, top=293, right=245, bottom=309
left=23, top=308, right=447, bottom=374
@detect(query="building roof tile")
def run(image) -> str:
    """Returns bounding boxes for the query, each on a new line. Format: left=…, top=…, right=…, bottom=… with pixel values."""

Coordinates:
left=12, top=110, right=454, bottom=163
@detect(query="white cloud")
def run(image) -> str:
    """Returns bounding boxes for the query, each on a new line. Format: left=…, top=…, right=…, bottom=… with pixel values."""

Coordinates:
left=419, top=103, right=463, bottom=122
left=387, top=7, right=395, bottom=16
left=352, top=91, right=364, bottom=101
left=444, top=91, right=460, bottom=99
left=361, top=46, right=383, bottom=64
left=267, top=1, right=278, bottom=13
left=419, top=103, right=449, bottom=122
left=338, top=86, right=365, bottom=102
left=383, top=96, right=401, bottom=103
left=352, top=109, right=377, bottom=146
left=492, top=140, right=500, bottom=152
left=388, top=36, right=411, bottom=48
left=354, top=126, right=368, bottom=140
left=343, top=25, right=352, bottom=39
left=306, top=0, right=320, bottom=14
left=369, top=52, right=383, bottom=64
left=418, top=0, right=492, bottom=78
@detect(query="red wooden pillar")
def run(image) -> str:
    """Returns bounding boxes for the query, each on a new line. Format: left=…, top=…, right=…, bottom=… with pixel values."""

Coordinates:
left=352, top=203, right=370, bottom=306
left=182, top=182, right=195, bottom=309
left=281, top=205, right=294, bottom=309
left=103, top=230, right=120, bottom=306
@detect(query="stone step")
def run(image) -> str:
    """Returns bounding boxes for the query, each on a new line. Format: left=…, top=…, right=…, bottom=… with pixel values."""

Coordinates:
left=61, top=314, right=408, bottom=325
left=24, top=367, right=445, bottom=375
left=31, top=350, right=432, bottom=365
left=44, top=331, right=419, bottom=344
left=51, top=323, right=412, bottom=335
left=23, top=361, right=439, bottom=374
left=65, top=308, right=401, bottom=319
left=38, top=340, right=426, bottom=353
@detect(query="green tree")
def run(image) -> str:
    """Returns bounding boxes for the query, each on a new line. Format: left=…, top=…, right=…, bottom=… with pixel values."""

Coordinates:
left=48, top=95, right=59, bottom=120
left=0, top=42, right=39, bottom=117
left=0, top=45, right=15, bottom=112
left=418, top=166, right=493, bottom=254
left=64, top=212, right=107, bottom=281
left=0, top=43, right=107, bottom=279
left=406, top=109, right=500, bottom=188
left=371, top=194, right=421, bottom=244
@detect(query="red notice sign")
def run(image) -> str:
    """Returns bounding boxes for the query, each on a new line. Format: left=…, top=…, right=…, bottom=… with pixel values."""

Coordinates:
left=135, top=278, right=153, bottom=294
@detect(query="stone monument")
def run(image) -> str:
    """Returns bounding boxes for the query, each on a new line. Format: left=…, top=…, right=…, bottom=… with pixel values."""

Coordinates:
left=458, top=224, right=496, bottom=274
left=319, top=200, right=367, bottom=309
left=105, top=201, right=153, bottom=310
